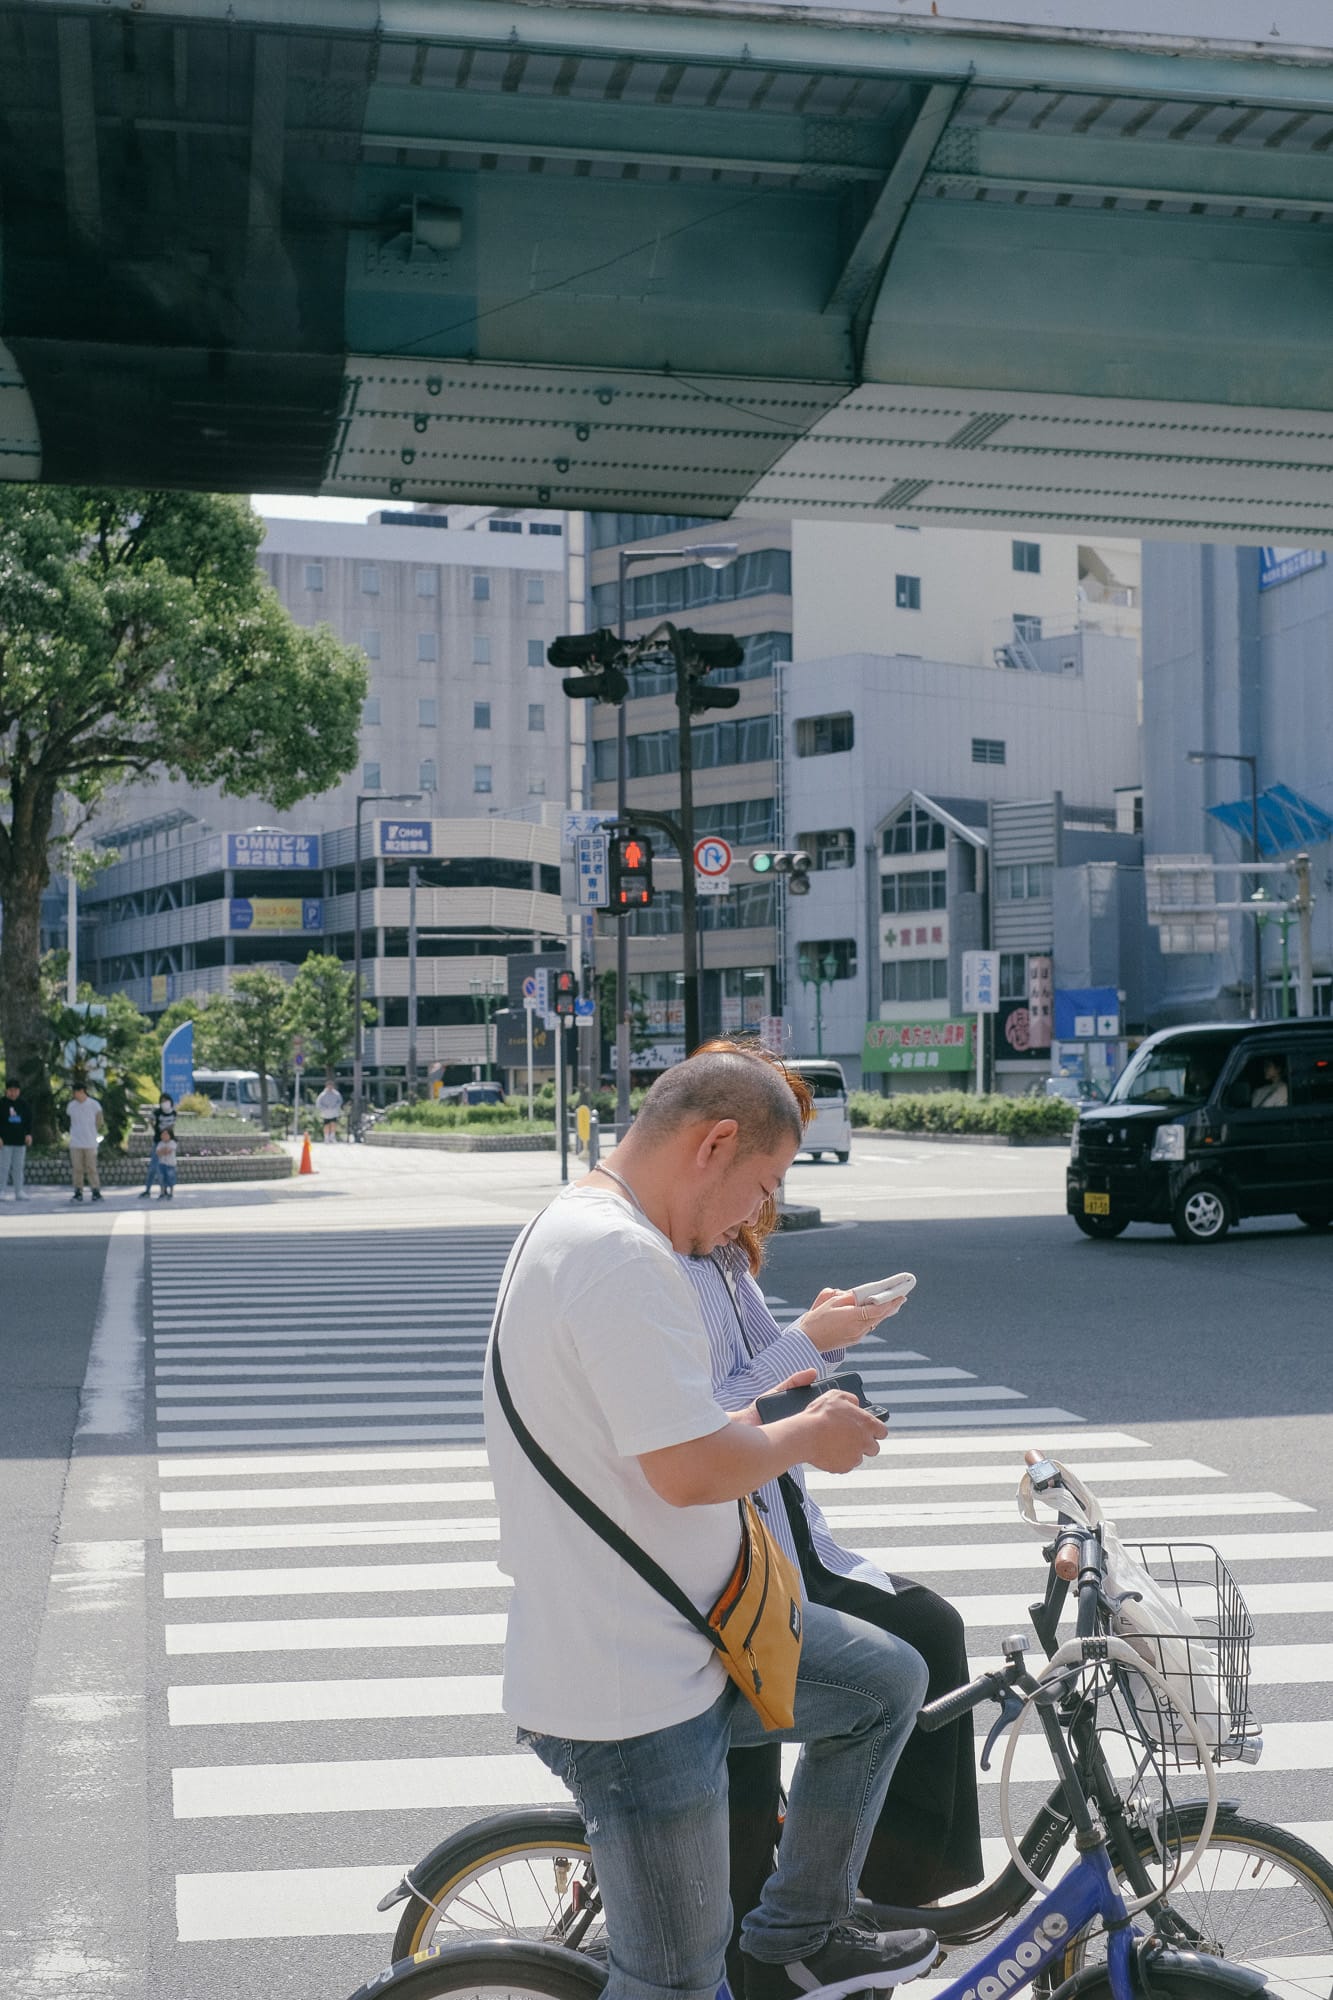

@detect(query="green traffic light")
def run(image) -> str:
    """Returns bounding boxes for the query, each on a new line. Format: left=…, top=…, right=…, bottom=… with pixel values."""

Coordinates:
left=750, top=852, right=775, bottom=874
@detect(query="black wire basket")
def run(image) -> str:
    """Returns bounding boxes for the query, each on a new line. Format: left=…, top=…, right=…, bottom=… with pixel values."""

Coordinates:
left=1113, top=1540, right=1260, bottom=1767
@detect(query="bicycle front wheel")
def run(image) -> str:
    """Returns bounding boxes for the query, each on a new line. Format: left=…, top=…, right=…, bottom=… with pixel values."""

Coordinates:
left=392, top=1809, right=603, bottom=1963
left=346, top=1937, right=608, bottom=2000
left=1055, top=1811, right=1333, bottom=2000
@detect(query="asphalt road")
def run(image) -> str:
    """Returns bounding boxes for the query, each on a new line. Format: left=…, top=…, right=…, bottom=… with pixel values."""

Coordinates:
left=0, top=1136, right=1328, bottom=2000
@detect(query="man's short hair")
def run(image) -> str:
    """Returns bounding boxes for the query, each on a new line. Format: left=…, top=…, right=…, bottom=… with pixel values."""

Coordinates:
left=4, top=1080, right=19, bottom=1091
left=633, top=1051, right=802, bottom=1155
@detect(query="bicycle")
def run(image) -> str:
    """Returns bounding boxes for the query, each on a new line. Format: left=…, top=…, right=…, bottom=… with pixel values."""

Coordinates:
left=371, top=1457, right=1333, bottom=2000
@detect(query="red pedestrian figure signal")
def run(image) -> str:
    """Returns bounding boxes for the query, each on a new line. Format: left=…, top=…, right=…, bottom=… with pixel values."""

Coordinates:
left=609, top=830, right=654, bottom=912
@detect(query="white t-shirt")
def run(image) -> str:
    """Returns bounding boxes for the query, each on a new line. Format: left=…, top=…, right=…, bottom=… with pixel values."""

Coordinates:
left=67, top=1097, right=102, bottom=1148
left=316, top=1087, right=343, bottom=1116
left=484, top=1185, right=737, bottom=1740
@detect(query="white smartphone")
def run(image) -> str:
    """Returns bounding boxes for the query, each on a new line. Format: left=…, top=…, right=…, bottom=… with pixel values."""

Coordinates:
left=852, top=1271, right=917, bottom=1307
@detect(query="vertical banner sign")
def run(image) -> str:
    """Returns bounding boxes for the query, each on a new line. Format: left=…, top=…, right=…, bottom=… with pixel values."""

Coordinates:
left=1026, top=954, right=1054, bottom=1050
left=161, top=1020, right=195, bottom=1102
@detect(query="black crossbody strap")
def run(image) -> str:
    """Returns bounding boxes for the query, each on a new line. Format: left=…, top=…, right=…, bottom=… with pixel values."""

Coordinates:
left=490, top=1209, right=725, bottom=1649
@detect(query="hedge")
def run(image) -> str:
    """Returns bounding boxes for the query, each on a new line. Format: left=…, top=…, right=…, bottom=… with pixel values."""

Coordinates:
left=846, top=1090, right=1076, bottom=1139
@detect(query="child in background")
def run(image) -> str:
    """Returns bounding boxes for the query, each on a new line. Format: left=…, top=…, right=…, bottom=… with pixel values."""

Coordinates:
left=155, top=1130, right=179, bottom=1200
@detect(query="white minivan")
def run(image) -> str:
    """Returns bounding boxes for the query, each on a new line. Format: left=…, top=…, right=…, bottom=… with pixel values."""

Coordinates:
left=190, top=1069, right=274, bottom=1120
left=788, top=1059, right=853, bottom=1163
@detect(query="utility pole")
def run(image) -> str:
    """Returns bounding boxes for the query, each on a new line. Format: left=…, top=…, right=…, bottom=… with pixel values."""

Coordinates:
left=407, top=863, right=419, bottom=1100
left=1295, top=851, right=1314, bottom=1019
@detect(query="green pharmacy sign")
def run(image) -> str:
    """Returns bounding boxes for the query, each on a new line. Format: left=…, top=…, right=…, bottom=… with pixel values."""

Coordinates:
left=863, top=1019, right=974, bottom=1075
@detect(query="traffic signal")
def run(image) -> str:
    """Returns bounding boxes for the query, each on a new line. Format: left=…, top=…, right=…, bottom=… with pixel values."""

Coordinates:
left=548, top=628, right=629, bottom=705
left=553, top=969, right=579, bottom=1018
left=608, top=829, right=654, bottom=913
left=749, top=851, right=813, bottom=896
left=676, top=629, right=743, bottom=714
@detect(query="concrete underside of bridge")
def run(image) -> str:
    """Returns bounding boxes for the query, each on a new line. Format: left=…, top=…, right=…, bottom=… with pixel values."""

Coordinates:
left=5, top=3, right=1333, bottom=537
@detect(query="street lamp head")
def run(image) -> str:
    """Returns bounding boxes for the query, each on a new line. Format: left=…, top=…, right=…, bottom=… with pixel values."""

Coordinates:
left=821, top=953, right=838, bottom=981
left=684, top=543, right=739, bottom=571
left=1185, top=751, right=1207, bottom=766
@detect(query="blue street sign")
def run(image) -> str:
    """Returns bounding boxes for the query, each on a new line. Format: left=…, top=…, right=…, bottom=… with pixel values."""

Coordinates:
left=226, top=831, right=320, bottom=869
left=162, top=1020, right=195, bottom=1103
left=379, top=819, right=433, bottom=856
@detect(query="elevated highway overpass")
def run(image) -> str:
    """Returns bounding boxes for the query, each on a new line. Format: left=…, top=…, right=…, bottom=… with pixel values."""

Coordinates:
left=4, top=1, right=1333, bottom=537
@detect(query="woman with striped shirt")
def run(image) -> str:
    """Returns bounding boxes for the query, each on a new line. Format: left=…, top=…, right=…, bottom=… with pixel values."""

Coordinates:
left=679, top=1044, right=983, bottom=1995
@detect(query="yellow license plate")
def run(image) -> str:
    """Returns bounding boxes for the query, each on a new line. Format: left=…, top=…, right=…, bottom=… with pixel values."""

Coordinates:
left=1083, top=1192, right=1111, bottom=1216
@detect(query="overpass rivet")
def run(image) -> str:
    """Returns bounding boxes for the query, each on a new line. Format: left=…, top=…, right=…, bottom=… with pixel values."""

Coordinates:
left=426, top=377, right=442, bottom=396
left=414, top=415, right=428, bottom=434
left=401, top=447, right=416, bottom=465
left=575, top=425, right=590, bottom=442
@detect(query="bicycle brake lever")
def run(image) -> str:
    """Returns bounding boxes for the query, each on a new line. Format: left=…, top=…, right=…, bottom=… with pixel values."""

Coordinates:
left=979, top=1689, right=1026, bottom=1772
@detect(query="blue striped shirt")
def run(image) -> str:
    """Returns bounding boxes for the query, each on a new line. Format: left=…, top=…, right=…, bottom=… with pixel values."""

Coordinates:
left=679, top=1246, right=895, bottom=1600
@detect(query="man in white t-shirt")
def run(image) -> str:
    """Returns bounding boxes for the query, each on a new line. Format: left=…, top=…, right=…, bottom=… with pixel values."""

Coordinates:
left=485, top=1053, right=935, bottom=2000
left=66, top=1083, right=105, bottom=1202
left=315, top=1083, right=344, bottom=1142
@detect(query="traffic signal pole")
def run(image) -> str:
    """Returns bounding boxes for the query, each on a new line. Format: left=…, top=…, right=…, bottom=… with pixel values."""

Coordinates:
left=674, top=637, right=702, bottom=1060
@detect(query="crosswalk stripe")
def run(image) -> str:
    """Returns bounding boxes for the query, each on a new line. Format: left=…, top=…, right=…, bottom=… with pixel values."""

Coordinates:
left=171, top=1719, right=1333, bottom=1820
left=157, top=1425, right=496, bottom=1448
left=172, top=1826, right=1333, bottom=1943
left=156, top=1362, right=492, bottom=1379
left=153, top=1386, right=1033, bottom=1422
left=163, top=1643, right=1333, bottom=1724
left=820, top=1492, right=1311, bottom=1527
left=155, top=1432, right=1146, bottom=1479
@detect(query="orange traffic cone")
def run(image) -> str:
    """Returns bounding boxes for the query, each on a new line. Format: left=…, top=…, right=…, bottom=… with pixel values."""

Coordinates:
left=299, top=1134, right=315, bottom=1175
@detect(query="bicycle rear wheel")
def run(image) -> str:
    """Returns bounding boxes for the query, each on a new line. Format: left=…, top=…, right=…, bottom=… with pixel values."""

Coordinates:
left=391, top=1810, right=603, bottom=1964
left=345, top=1938, right=608, bottom=2000
left=1053, top=1958, right=1270, bottom=2000
left=1054, top=1812, right=1333, bottom=2000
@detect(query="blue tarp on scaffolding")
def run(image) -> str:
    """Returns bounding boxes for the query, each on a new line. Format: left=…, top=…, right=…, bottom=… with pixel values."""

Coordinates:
left=1206, top=782, right=1333, bottom=857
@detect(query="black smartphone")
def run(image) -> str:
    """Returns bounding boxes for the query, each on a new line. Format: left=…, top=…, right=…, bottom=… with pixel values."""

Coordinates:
left=755, top=1371, right=889, bottom=1425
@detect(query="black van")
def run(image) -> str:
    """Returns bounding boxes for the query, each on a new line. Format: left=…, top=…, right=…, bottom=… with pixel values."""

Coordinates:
left=1067, top=1019, right=1333, bottom=1244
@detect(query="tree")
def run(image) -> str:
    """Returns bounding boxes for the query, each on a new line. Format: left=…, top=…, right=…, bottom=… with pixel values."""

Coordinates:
left=0, top=487, right=367, bottom=1140
left=207, top=971, right=292, bottom=1127
left=287, top=954, right=373, bottom=1086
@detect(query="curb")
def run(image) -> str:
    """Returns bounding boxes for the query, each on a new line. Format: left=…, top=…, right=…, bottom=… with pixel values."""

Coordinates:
left=850, top=1129, right=1071, bottom=1150
left=365, top=1129, right=557, bottom=1153
left=777, top=1202, right=822, bottom=1230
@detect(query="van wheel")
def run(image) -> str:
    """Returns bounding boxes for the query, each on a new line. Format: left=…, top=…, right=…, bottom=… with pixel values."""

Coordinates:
left=834, top=1150, right=849, bottom=1164
left=1073, top=1213, right=1129, bottom=1240
left=1297, top=1211, right=1332, bottom=1232
left=1171, top=1182, right=1231, bottom=1244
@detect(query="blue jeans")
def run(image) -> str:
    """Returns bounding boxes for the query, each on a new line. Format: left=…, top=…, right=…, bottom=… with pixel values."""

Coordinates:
left=0, top=1146, right=26, bottom=1196
left=144, top=1155, right=164, bottom=1193
left=518, top=1599, right=929, bottom=2000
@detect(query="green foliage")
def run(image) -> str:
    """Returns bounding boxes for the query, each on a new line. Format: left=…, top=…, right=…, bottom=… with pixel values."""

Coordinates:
left=847, top=1090, right=1075, bottom=1138
left=287, top=955, right=372, bottom=1081
left=382, top=1100, right=551, bottom=1131
left=176, top=1092, right=213, bottom=1118
left=0, top=486, right=367, bottom=1138
left=207, top=971, right=292, bottom=1120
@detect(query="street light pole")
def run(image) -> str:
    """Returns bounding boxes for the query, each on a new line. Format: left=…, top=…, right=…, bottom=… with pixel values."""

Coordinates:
left=613, top=541, right=737, bottom=1126
left=352, top=790, right=420, bottom=1140
left=407, top=863, right=419, bottom=1099
left=1187, top=750, right=1261, bottom=1019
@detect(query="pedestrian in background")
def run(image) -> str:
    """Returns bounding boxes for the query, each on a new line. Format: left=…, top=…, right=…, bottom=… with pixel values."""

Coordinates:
left=154, top=1128, right=179, bottom=1200
left=315, top=1081, right=344, bottom=1142
left=140, top=1092, right=176, bottom=1199
left=66, top=1082, right=105, bottom=1203
left=1, top=1080, right=33, bottom=1200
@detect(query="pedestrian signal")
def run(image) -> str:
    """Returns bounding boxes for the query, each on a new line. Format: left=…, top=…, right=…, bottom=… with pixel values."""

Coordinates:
left=553, top=969, right=579, bottom=1018
left=608, top=830, right=654, bottom=913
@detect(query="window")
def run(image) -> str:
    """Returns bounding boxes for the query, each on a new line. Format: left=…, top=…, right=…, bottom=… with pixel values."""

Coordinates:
left=362, top=761, right=381, bottom=790
left=362, top=697, right=381, bottom=727
left=472, top=574, right=491, bottom=601
left=972, top=737, right=1006, bottom=765
left=881, top=959, right=948, bottom=1003
left=360, top=565, right=380, bottom=595
left=527, top=639, right=546, bottom=667
left=795, top=829, right=856, bottom=872
left=628, top=882, right=777, bottom=937
left=361, top=628, right=381, bottom=659
left=418, top=698, right=437, bottom=728
left=1014, top=613, right=1042, bottom=642
left=1293, top=1046, right=1333, bottom=1107
left=799, top=939, right=857, bottom=982
left=488, top=517, right=522, bottom=533
left=895, top=573, right=921, bottom=611
left=419, top=758, right=436, bottom=793
left=417, top=632, right=438, bottom=662
left=415, top=569, right=438, bottom=597
left=473, top=764, right=493, bottom=794
left=995, top=863, right=1053, bottom=901
left=1012, top=540, right=1041, bottom=574
left=882, top=805, right=946, bottom=855
left=881, top=869, right=947, bottom=914
left=529, top=521, right=563, bottom=536
left=473, top=634, right=491, bottom=665
left=304, top=563, right=324, bottom=591
left=695, top=797, right=778, bottom=847
left=628, top=629, right=789, bottom=699
left=473, top=702, right=491, bottom=730
left=525, top=576, right=545, bottom=605
left=590, top=548, right=791, bottom=624
left=589, top=511, right=711, bottom=549
left=795, top=712, right=854, bottom=758
left=528, top=773, right=547, bottom=796
left=999, top=952, right=1028, bottom=1002
left=528, top=703, right=545, bottom=732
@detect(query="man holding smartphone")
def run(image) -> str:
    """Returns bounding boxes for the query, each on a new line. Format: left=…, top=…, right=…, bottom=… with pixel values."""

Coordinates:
left=486, top=1051, right=935, bottom=2000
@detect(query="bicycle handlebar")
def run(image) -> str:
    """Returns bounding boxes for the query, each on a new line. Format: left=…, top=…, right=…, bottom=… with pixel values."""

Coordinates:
left=918, top=1667, right=1012, bottom=1733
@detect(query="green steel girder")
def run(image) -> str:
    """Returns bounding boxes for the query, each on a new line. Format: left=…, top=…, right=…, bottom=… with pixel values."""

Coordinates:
left=926, top=124, right=1333, bottom=211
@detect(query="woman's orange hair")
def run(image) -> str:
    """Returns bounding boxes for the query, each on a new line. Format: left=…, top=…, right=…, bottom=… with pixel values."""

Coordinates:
left=688, top=1036, right=813, bottom=1276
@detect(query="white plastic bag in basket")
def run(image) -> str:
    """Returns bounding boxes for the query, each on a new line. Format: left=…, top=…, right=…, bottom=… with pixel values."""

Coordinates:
left=1017, top=1458, right=1226, bottom=1749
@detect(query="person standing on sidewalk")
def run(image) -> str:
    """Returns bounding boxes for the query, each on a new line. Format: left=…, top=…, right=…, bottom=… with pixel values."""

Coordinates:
left=154, top=1128, right=179, bottom=1200
left=140, top=1093, right=176, bottom=1199
left=315, top=1081, right=344, bottom=1143
left=1, top=1080, right=33, bottom=1200
left=66, top=1082, right=105, bottom=1203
